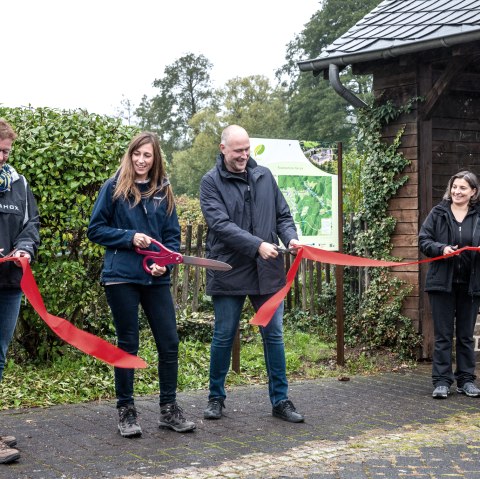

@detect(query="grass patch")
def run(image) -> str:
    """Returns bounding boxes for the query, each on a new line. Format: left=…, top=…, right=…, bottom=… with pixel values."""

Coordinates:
left=0, top=329, right=415, bottom=410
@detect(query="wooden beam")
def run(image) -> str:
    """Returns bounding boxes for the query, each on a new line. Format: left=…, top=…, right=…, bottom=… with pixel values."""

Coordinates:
left=420, top=55, right=478, bottom=120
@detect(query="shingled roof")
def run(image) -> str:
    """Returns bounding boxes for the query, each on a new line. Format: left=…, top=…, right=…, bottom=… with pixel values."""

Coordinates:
left=298, top=0, right=480, bottom=73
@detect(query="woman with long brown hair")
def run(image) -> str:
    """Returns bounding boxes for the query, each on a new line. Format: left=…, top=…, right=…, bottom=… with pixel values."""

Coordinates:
left=88, top=132, right=195, bottom=437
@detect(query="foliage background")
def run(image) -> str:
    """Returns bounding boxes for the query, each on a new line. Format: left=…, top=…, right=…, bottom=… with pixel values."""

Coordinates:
left=0, top=106, right=138, bottom=360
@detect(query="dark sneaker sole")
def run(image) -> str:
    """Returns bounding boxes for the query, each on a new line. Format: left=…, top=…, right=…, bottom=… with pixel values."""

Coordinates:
left=272, top=411, right=305, bottom=423
left=118, top=427, right=142, bottom=438
left=0, top=450, right=20, bottom=464
left=203, top=413, right=222, bottom=420
left=2, top=439, right=16, bottom=448
left=432, top=393, right=448, bottom=399
left=158, top=422, right=196, bottom=432
left=456, top=388, right=480, bottom=397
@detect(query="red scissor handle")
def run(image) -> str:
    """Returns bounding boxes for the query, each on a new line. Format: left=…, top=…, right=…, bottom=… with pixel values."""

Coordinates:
left=135, top=239, right=183, bottom=274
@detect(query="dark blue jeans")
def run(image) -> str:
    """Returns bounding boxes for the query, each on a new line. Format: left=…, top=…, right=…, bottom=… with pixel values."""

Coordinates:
left=105, top=283, right=179, bottom=407
left=209, top=295, right=289, bottom=406
left=429, top=284, right=480, bottom=388
left=0, top=288, right=22, bottom=382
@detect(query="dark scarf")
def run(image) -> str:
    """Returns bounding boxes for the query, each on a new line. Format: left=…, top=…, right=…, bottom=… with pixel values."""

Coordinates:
left=0, top=164, right=12, bottom=192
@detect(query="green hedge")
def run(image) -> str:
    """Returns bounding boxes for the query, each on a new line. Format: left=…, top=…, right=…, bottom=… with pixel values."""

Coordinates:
left=0, top=107, right=138, bottom=360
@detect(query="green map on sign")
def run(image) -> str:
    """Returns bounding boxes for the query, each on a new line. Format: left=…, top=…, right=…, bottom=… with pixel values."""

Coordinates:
left=278, top=175, right=333, bottom=236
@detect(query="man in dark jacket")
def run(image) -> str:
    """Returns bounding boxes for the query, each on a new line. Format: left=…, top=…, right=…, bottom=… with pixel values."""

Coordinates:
left=200, top=124, right=304, bottom=423
left=0, top=119, right=40, bottom=464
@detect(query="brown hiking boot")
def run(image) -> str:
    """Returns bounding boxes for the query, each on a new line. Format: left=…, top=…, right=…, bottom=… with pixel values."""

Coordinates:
left=0, top=440, right=20, bottom=464
left=0, top=436, right=16, bottom=448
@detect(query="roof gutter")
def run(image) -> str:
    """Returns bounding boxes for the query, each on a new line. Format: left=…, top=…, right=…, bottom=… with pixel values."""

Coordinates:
left=328, top=64, right=367, bottom=109
left=298, top=30, right=480, bottom=73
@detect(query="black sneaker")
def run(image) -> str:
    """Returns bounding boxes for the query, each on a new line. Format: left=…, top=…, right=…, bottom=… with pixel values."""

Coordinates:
left=457, top=382, right=480, bottom=397
left=0, top=441, right=20, bottom=464
left=117, top=404, right=142, bottom=437
left=204, top=397, right=225, bottom=420
left=159, top=402, right=196, bottom=432
left=272, top=399, right=304, bottom=423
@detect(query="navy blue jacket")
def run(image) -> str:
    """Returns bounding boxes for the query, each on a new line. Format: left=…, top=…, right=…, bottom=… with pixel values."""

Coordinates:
left=87, top=177, right=180, bottom=286
left=419, top=200, right=480, bottom=295
left=0, top=165, right=40, bottom=288
left=200, top=155, right=298, bottom=296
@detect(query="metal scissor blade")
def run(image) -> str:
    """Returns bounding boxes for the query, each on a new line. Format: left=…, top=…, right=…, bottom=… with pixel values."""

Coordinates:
left=181, top=255, right=232, bottom=271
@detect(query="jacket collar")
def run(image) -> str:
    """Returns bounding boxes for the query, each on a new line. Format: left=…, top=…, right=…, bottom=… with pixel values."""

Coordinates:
left=216, top=153, right=258, bottom=179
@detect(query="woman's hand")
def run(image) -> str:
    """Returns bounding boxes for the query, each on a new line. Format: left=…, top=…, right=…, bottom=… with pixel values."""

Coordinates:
left=149, top=263, right=167, bottom=277
left=133, top=233, right=152, bottom=249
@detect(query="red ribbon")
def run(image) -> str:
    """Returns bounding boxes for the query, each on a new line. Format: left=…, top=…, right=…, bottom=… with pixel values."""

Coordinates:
left=0, top=257, right=146, bottom=369
left=250, top=245, right=480, bottom=327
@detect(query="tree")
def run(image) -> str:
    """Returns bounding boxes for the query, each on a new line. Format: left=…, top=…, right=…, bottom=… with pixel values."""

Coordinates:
left=114, top=94, right=137, bottom=125
left=171, top=109, right=221, bottom=196
left=219, top=75, right=289, bottom=138
left=171, top=75, right=291, bottom=196
left=135, top=53, right=214, bottom=161
left=279, top=0, right=382, bottom=143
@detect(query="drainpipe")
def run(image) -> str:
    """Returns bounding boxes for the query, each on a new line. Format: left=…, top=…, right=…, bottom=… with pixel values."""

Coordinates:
left=328, top=64, right=367, bottom=109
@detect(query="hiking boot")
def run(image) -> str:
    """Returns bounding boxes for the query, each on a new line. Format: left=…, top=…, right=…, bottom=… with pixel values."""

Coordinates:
left=432, top=385, right=449, bottom=399
left=117, top=404, right=142, bottom=437
left=272, top=399, right=304, bottom=423
left=0, top=441, right=20, bottom=464
left=204, top=397, right=225, bottom=420
left=159, top=402, right=196, bottom=432
left=457, top=382, right=480, bottom=397
left=0, top=436, right=16, bottom=448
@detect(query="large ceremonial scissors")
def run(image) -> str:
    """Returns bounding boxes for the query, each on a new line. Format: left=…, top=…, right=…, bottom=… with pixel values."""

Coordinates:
left=136, top=239, right=232, bottom=275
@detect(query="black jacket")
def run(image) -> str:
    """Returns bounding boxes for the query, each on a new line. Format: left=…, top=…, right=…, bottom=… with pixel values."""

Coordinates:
left=200, top=154, right=298, bottom=296
left=0, top=166, right=40, bottom=288
left=419, top=200, right=480, bottom=295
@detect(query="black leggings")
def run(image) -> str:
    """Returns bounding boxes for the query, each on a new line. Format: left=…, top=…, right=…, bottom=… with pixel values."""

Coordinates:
left=105, top=283, right=179, bottom=407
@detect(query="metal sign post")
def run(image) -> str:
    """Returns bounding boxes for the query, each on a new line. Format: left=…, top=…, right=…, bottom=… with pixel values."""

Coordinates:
left=335, top=142, right=345, bottom=366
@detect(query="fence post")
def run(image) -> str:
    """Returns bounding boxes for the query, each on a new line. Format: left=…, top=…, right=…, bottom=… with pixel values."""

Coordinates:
left=232, top=327, right=240, bottom=373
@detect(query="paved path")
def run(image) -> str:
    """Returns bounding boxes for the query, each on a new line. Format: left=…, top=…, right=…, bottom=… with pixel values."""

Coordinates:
left=2, top=364, right=480, bottom=478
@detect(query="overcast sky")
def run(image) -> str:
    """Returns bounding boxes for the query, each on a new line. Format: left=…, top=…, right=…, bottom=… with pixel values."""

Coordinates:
left=2, top=0, right=321, bottom=116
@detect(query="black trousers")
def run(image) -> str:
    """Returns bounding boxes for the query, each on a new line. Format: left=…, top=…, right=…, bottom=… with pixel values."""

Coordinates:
left=429, top=284, right=480, bottom=387
left=105, top=283, right=179, bottom=407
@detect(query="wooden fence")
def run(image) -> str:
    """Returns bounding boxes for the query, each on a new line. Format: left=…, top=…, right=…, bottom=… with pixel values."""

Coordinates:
left=172, top=224, right=337, bottom=316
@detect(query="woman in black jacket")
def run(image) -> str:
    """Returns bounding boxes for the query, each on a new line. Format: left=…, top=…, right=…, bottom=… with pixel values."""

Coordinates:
left=0, top=119, right=40, bottom=464
left=419, top=170, right=480, bottom=399
left=88, top=132, right=195, bottom=437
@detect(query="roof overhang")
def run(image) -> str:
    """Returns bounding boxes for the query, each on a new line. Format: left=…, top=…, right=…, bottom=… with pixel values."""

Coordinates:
left=298, top=30, right=480, bottom=73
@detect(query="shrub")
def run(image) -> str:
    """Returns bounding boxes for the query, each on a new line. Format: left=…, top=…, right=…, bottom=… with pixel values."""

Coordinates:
left=0, top=106, right=138, bottom=361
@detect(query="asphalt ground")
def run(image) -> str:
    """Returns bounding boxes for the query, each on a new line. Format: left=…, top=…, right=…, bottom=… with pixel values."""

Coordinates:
left=2, top=363, right=480, bottom=479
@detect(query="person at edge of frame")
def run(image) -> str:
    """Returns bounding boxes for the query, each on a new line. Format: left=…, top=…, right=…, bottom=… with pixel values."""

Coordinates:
left=0, top=118, right=40, bottom=464
left=199, top=124, right=304, bottom=423
left=419, top=170, right=480, bottom=400
left=87, top=131, right=195, bottom=438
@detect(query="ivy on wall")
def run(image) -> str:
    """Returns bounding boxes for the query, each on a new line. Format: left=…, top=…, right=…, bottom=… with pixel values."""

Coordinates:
left=344, top=98, right=422, bottom=358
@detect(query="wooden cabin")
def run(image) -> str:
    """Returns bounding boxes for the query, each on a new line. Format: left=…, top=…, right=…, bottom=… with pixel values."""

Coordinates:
left=298, top=0, right=480, bottom=358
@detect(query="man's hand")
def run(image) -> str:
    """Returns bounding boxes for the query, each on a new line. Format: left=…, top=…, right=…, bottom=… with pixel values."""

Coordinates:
left=288, top=239, right=301, bottom=255
left=443, top=244, right=458, bottom=255
left=13, top=249, right=31, bottom=267
left=258, top=242, right=279, bottom=260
